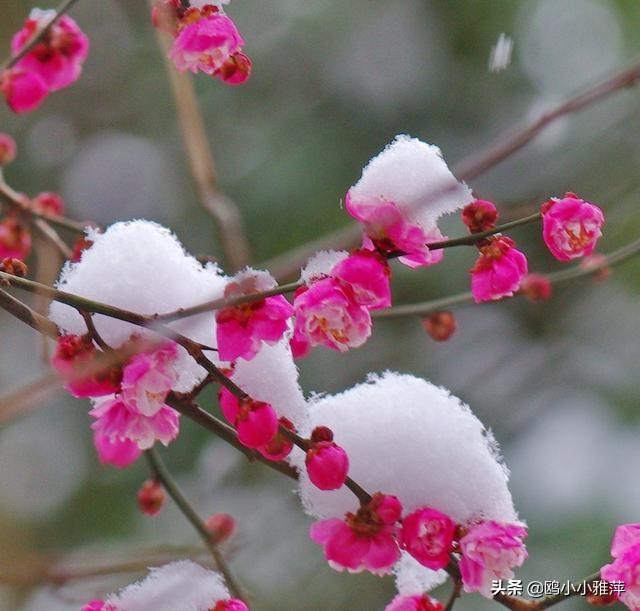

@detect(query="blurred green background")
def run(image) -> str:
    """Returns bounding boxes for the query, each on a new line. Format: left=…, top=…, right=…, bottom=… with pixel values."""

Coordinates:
left=2, top=0, right=640, bottom=609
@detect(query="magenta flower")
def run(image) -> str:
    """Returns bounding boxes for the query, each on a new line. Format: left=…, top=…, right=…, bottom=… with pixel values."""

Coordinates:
left=305, top=426, right=349, bottom=491
left=81, top=601, right=116, bottom=611
left=462, top=199, right=498, bottom=233
left=346, top=194, right=444, bottom=269
left=541, top=193, right=604, bottom=261
left=212, top=600, right=249, bottom=611
left=385, top=593, right=444, bottom=611
left=90, top=396, right=180, bottom=451
left=331, top=249, right=392, bottom=310
left=93, top=431, right=142, bottom=468
left=121, top=343, right=179, bottom=417
left=292, top=278, right=372, bottom=355
left=51, top=334, right=122, bottom=398
left=0, top=216, right=31, bottom=261
left=216, top=271, right=294, bottom=362
left=309, top=493, right=402, bottom=575
left=169, top=10, right=251, bottom=85
left=400, top=506, right=456, bottom=570
left=601, top=523, right=640, bottom=610
left=0, top=68, right=49, bottom=113
left=219, top=386, right=279, bottom=449
left=11, top=10, right=89, bottom=92
left=0, top=133, right=17, bottom=165
left=458, top=520, right=528, bottom=598
left=470, top=236, right=528, bottom=303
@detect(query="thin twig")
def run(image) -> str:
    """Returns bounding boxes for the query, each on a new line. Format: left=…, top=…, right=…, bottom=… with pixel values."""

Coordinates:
left=0, top=0, right=82, bottom=72
left=144, top=447, right=247, bottom=602
left=149, top=3, right=251, bottom=271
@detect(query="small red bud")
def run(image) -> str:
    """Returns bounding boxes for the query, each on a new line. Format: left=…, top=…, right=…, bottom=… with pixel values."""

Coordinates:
left=205, top=513, right=237, bottom=545
left=32, top=192, right=65, bottom=216
left=310, top=425, right=334, bottom=443
left=0, top=257, right=27, bottom=277
left=0, top=133, right=17, bottom=165
left=462, top=199, right=499, bottom=234
left=520, top=273, right=552, bottom=302
left=422, top=311, right=457, bottom=342
left=137, top=479, right=165, bottom=516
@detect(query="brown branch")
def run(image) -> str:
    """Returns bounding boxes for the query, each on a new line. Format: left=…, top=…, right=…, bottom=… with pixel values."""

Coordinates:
left=149, top=6, right=251, bottom=272
left=260, top=58, right=640, bottom=280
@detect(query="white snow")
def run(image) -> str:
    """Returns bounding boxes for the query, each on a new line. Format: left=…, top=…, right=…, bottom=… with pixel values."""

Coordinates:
left=300, top=250, right=349, bottom=285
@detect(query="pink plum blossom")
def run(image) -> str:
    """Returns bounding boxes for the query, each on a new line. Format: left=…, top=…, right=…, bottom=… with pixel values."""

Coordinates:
left=219, top=387, right=279, bottom=449
left=257, top=416, right=294, bottom=461
left=305, top=426, right=349, bottom=491
left=292, top=278, right=372, bottom=355
left=169, top=9, right=251, bottom=85
left=90, top=396, right=180, bottom=451
left=0, top=216, right=31, bottom=261
left=385, top=594, right=444, bottom=611
left=81, top=602, right=116, bottom=611
left=216, top=271, right=294, bottom=362
left=212, top=600, right=249, bottom=611
left=458, top=520, right=528, bottom=598
left=309, top=493, right=402, bottom=575
left=93, top=431, right=142, bottom=468
left=121, top=343, right=179, bottom=417
left=32, top=191, right=65, bottom=216
left=0, top=68, right=49, bottom=113
left=601, top=523, right=640, bottom=610
left=541, top=193, right=604, bottom=261
left=462, top=199, right=498, bottom=233
left=52, top=334, right=122, bottom=398
left=400, top=506, right=456, bottom=570
left=11, top=10, right=89, bottom=92
left=346, top=194, right=444, bottom=268
left=470, top=236, right=528, bottom=303
left=0, top=133, right=17, bottom=165
left=331, top=249, right=392, bottom=310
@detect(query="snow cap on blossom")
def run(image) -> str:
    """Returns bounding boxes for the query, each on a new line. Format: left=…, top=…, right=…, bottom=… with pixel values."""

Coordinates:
left=601, top=523, right=640, bottom=610
left=310, top=493, right=403, bottom=575
left=216, top=268, right=293, bottom=362
left=169, top=10, right=251, bottom=85
left=0, top=133, right=17, bottom=165
left=541, top=193, right=605, bottom=261
left=347, top=135, right=473, bottom=267
left=458, top=520, right=528, bottom=598
left=470, top=236, right=528, bottom=303
left=385, top=593, right=444, bottom=611
left=101, top=561, right=240, bottom=611
left=300, top=250, right=349, bottom=285
left=49, top=221, right=227, bottom=393
left=11, top=9, right=89, bottom=92
left=292, top=278, right=372, bottom=354
left=295, top=372, right=519, bottom=593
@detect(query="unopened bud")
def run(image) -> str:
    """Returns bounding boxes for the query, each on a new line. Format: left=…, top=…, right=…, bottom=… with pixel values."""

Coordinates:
left=462, top=199, right=498, bottom=234
left=520, top=273, right=552, bottom=302
left=310, top=425, right=334, bottom=443
left=137, top=479, right=165, bottom=516
left=0, top=257, right=27, bottom=277
left=32, top=192, right=65, bottom=216
left=205, top=512, right=237, bottom=545
left=0, top=133, right=17, bottom=165
left=422, top=311, right=457, bottom=342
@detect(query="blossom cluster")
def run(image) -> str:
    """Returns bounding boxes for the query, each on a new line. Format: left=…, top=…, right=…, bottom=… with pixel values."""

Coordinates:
left=153, top=0, right=251, bottom=85
left=1, top=9, right=88, bottom=113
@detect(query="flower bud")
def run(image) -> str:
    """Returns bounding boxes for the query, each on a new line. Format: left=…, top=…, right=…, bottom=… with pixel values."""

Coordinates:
left=0, top=133, right=17, bottom=165
left=310, top=425, right=334, bottom=443
left=422, top=311, right=456, bottom=342
left=306, top=436, right=349, bottom=491
left=205, top=512, right=237, bottom=545
left=520, top=273, right=552, bottom=302
left=137, top=479, right=165, bottom=516
left=32, top=192, right=65, bottom=216
left=0, top=257, right=27, bottom=277
left=462, top=199, right=498, bottom=234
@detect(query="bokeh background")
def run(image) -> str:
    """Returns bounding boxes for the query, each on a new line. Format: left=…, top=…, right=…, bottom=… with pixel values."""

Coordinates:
left=2, top=0, right=640, bottom=609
